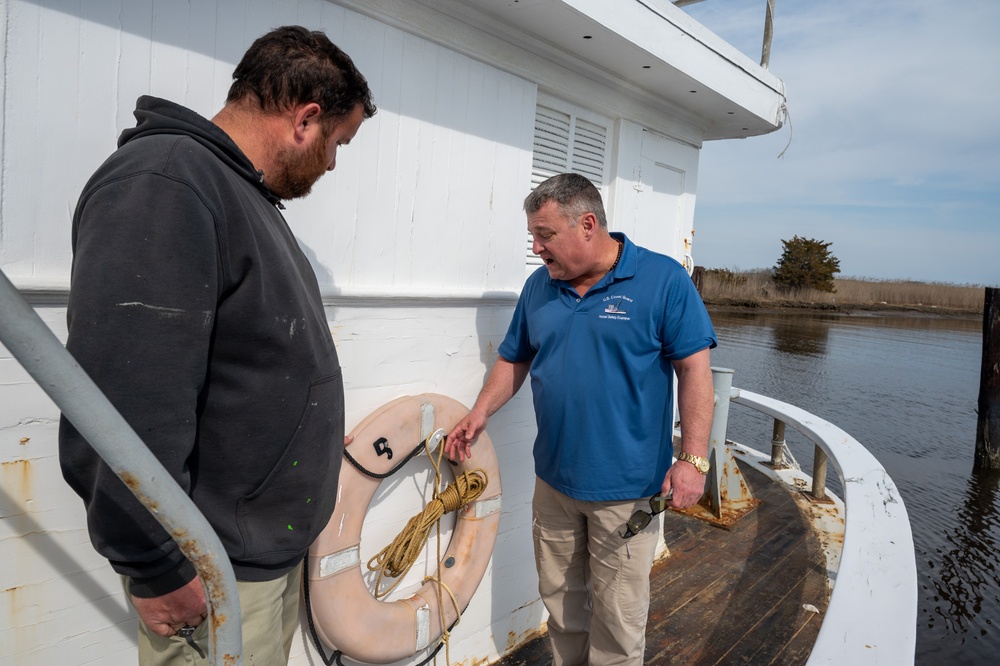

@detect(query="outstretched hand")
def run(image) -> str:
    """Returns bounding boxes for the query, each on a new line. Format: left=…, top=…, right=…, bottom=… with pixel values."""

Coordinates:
left=444, top=410, right=489, bottom=462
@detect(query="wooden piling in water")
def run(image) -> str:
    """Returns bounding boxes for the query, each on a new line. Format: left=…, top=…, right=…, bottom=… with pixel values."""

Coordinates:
left=692, top=265, right=705, bottom=294
left=975, top=287, right=1000, bottom=470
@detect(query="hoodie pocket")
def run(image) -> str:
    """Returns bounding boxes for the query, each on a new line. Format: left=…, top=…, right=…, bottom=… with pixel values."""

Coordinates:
left=235, top=371, right=344, bottom=562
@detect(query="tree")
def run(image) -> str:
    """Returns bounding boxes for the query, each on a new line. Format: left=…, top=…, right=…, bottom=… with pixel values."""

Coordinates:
left=772, top=236, right=841, bottom=292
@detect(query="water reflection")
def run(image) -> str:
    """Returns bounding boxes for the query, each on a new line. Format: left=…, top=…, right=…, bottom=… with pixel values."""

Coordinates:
left=707, top=308, right=994, bottom=664
left=770, top=316, right=830, bottom=356
left=924, top=467, right=1000, bottom=638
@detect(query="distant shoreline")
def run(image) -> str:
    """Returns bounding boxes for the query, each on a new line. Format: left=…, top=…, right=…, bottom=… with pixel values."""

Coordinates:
left=703, top=298, right=981, bottom=320
left=697, top=269, right=986, bottom=319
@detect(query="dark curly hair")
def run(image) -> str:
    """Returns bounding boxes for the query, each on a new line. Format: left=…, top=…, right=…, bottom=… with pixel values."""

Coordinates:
left=228, top=25, right=376, bottom=122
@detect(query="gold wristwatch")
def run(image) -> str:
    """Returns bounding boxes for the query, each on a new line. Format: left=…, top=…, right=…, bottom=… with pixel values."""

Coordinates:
left=677, top=451, right=710, bottom=474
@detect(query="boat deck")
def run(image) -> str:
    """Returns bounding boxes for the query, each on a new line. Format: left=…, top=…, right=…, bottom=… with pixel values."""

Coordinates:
left=495, top=463, right=830, bottom=665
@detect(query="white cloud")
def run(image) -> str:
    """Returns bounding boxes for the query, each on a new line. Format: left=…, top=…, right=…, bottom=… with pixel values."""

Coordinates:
left=683, top=0, right=1000, bottom=285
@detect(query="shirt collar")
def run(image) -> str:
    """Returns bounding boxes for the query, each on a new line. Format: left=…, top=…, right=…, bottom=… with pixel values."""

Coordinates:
left=608, top=232, right=636, bottom=280
left=548, top=231, right=636, bottom=293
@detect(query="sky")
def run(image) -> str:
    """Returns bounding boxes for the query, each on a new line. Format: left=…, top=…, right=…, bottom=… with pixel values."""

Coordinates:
left=681, top=0, right=1000, bottom=286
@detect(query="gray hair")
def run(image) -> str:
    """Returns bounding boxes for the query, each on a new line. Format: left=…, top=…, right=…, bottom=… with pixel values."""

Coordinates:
left=523, top=173, right=608, bottom=228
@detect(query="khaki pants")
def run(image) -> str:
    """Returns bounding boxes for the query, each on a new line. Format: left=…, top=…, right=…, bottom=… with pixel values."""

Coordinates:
left=532, top=478, right=659, bottom=666
left=122, top=564, right=301, bottom=665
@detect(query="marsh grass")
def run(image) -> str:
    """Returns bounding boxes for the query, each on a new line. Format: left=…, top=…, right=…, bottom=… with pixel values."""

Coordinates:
left=699, top=269, right=986, bottom=314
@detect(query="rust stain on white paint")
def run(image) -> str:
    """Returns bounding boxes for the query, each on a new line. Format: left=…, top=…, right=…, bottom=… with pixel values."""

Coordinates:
left=1, top=459, right=32, bottom=503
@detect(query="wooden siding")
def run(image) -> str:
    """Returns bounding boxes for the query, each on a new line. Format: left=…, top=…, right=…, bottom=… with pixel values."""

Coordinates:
left=0, top=0, right=536, bottom=295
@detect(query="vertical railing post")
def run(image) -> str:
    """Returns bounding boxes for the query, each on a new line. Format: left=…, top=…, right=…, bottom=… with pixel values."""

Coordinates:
left=770, top=419, right=786, bottom=467
left=811, top=445, right=829, bottom=501
left=686, top=367, right=759, bottom=527
left=709, top=367, right=735, bottom=458
left=705, top=367, right=734, bottom=518
left=0, top=270, right=242, bottom=665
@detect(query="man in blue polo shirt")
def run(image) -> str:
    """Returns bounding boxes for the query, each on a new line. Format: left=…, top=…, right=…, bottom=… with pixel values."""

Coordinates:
left=446, top=172, right=716, bottom=665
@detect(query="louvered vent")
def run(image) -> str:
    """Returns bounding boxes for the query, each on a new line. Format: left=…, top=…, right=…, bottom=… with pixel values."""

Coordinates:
left=570, top=119, right=607, bottom=184
left=527, top=106, right=608, bottom=265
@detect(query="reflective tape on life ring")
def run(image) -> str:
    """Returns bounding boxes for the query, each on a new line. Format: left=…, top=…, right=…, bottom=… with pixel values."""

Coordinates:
left=307, top=394, right=502, bottom=664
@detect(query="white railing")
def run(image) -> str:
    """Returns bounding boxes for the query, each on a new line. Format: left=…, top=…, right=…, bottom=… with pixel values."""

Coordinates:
left=727, top=387, right=917, bottom=665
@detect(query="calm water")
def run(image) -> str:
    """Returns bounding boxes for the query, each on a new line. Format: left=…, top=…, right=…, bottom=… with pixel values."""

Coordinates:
left=708, top=308, right=998, bottom=665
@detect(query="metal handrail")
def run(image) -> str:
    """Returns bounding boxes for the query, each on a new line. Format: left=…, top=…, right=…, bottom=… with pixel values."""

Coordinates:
left=0, top=269, right=242, bottom=665
left=729, top=387, right=917, bottom=665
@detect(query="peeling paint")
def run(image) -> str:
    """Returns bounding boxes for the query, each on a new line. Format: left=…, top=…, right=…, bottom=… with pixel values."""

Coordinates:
left=114, top=477, right=232, bottom=642
left=119, top=472, right=159, bottom=514
left=504, top=624, right=546, bottom=652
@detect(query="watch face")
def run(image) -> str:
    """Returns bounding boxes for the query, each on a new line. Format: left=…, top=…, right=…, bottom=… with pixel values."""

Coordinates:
left=681, top=453, right=709, bottom=473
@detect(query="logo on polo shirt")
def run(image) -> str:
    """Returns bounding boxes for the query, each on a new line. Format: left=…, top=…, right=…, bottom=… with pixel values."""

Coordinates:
left=600, top=294, right=632, bottom=321
left=604, top=301, right=626, bottom=314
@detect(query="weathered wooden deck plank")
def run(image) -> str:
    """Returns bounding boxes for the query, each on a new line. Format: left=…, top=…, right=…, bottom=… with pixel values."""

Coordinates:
left=494, top=463, right=829, bottom=665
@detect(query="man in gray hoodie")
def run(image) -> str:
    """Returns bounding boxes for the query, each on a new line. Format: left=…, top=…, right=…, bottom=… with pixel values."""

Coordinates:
left=59, top=25, right=376, bottom=664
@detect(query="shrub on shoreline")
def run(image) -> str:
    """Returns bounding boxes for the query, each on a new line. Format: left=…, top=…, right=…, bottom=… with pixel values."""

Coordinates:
left=699, top=268, right=985, bottom=315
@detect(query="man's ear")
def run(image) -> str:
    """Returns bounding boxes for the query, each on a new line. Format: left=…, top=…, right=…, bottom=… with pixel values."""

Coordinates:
left=580, top=212, right=599, bottom=238
left=292, top=102, right=324, bottom=144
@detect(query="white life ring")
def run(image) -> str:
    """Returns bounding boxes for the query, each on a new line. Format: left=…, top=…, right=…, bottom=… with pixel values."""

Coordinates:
left=306, top=394, right=502, bottom=664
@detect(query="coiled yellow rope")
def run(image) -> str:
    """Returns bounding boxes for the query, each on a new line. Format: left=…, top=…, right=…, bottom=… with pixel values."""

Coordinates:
left=367, top=467, right=488, bottom=597
left=365, top=440, right=488, bottom=666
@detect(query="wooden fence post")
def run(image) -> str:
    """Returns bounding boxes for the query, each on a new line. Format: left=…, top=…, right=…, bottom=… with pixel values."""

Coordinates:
left=976, top=287, right=1000, bottom=470
left=692, top=265, right=705, bottom=294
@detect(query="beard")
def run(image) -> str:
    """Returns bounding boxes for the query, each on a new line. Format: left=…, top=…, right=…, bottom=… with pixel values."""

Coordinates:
left=267, top=131, right=330, bottom=200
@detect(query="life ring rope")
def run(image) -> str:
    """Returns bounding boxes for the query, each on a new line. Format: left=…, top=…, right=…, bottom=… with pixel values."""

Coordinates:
left=407, top=433, right=482, bottom=666
left=307, top=394, right=501, bottom=665
left=343, top=436, right=428, bottom=480
left=303, top=578, right=454, bottom=666
left=365, top=428, right=488, bottom=593
left=306, top=428, right=480, bottom=666
left=367, top=466, right=488, bottom=598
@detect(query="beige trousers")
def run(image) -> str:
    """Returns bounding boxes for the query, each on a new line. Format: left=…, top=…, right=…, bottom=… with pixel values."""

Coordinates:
left=533, top=478, right=659, bottom=666
left=122, top=564, right=301, bottom=665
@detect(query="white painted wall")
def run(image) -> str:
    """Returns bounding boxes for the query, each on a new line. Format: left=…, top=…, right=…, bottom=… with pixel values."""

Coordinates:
left=0, top=0, right=535, bottom=295
left=611, top=122, right=702, bottom=269
left=0, top=301, right=544, bottom=665
left=1, top=0, right=708, bottom=663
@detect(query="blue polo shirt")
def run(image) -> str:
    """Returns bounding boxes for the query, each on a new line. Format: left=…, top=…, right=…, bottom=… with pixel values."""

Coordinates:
left=498, top=233, right=717, bottom=501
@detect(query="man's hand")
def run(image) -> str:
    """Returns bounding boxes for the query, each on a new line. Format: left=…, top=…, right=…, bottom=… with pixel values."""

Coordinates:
left=662, top=460, right=707, bottom=510
left=131, top=575, right=208, bottom=637
left=444, top=356, right=529, bottom=462
left=445, top=410, right=488, bottom=462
